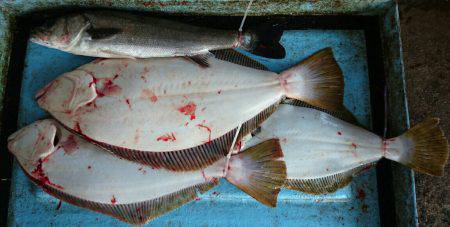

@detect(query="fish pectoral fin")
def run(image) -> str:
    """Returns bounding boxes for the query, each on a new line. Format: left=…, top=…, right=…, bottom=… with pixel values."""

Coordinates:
left=210, top=49, right=268, bottom=71
left=185, top=53, right=213, bottom=68
left=226, top=139, right=287, bottom=207
left=284, top=163, right=375, bottom=195
left=86, top=27, right=122, bottom=40
left=37, top=179, right=218, bottom=225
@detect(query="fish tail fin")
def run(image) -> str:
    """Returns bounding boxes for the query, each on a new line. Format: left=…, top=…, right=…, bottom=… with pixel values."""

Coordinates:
left=384, top=118, right=449, bottom=176
left=280, top=47, right=345, bottom=111
left=241, top=25, right=286, bottom=59
left=225, top=139, right=286, bottom=207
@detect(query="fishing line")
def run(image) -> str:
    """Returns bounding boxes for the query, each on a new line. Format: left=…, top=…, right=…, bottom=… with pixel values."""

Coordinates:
left=223, top=123, right=243, bottom=177
left=238, top=0, right=254, bottom=33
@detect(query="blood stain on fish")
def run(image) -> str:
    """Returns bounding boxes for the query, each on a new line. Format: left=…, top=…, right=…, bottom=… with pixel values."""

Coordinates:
left=111, top=195, right=117, bottom=204
left=87, top=165, right=92, bottom=170
left=95, top=80, right=121, bottom=97
left=356, top=188, right=366, bottom=201
left=60, top=135, right=78, bottom=155
left=125, top=98, right=132, bottom=109
left=337, top=131, right=342, bottom=135
left=351, top=143, right=358, bottom=149
left=178, top=102, right=197, bottom=120
left=32, top=158, right=64, bottom=190
left=196, top=124, right=212, bottom=143
left=157, top=133, right=176, bottom=142
left=195, top=197, right=201, bottom=201
left=185, top=122, right=189, bottom=126
left=140, top=89, right=158, bottom=103
left=212, top=191, right=220, bottom=196
left=140, top=67, right=150, bottom=82
left=217, top=90, right=222, bottom=94
left=74, top=122, right=82, bottom=133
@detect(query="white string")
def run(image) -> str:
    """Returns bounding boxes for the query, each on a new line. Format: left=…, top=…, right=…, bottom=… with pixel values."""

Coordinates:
left=238, top=0, right=254, bottom=32
left=223, top=123, right=243, bottom=177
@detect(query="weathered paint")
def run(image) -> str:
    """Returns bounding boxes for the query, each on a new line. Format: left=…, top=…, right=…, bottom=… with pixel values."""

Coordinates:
left=0, top=0, right=416, bottom=226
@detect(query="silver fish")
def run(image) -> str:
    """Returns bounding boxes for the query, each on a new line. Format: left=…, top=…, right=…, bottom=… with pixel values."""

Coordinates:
left=7, top=119, right=286, bottom=224
left=36, top=48, right=344, bottom=171
left=241, top=104, right=449, bottom=194
left=30, top=11, right=285, bottom=60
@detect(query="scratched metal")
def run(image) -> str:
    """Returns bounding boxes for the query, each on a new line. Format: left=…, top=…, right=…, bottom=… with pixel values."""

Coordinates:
left=0, top=0, right=417, bottom=226
left=8, top=29, right=379, bottom=226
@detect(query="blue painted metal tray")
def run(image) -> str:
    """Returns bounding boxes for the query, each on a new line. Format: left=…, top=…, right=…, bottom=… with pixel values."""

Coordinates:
left=0, top=1, right=415, bottom=226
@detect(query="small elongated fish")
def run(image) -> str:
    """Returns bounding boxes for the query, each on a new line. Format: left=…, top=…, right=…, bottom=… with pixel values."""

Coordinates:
left=7, top=119, right=286, bottom=224
left=30, top=11, right=285, bottom=59
left=241, top=104, right=449, bottom=194
left=36, top=48, right=344, bottom=171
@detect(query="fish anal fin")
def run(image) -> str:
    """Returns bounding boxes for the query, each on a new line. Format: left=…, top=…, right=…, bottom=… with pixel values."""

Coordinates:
left=186, top=54, right=211, bottom=68
left=227, top=139, right=286, bottom=207
left=28, top=169, right=218, bottom=225
left=284, top=163, right=375, bottom=195
left=210, top=49, right=268, bottom=71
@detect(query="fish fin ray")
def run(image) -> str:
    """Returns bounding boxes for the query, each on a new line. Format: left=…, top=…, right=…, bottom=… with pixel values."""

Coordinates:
left=210, top=49, right=268, bottom=71
left=280, top=47, right=344, bottom=111
left=284, top=163, right=375, bottom=194
left=227, top=139, right=286, bottom=207
left=26, top=169, right=218, bottom=225
left=186, top=54, right=211, bottom=68
left=386, top=118, right=449, bottom=176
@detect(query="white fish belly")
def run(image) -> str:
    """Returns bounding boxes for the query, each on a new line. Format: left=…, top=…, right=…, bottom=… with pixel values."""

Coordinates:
left=245, top=105, right=383, bottom=180
left=51, top=57, right=282, bottom=151
left=29, top=126, right=225, bottom=204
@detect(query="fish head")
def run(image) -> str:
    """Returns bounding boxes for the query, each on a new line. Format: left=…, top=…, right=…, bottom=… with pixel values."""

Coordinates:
left=36, top=70, right=97, bottom=115
left=30, top=14, right=90, bottom=49
left=7, top=120, right=60, bottom=172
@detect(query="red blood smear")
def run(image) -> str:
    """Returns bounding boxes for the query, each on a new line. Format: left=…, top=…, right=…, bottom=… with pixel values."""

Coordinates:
left=125, top=99, right=132, bottom=109
left=32, top=159, right=64, bottom=190
left=337, top=131, right=342, bottom=135
left=217, top=90, right=222, bottom=94
left=111, top=195, right=117, bottom=204
left=157, top=133, right=176, bottom=142
left=356, top=188, right=366, bottom=201
left=87, top=165, right=92, bottom=170
left=74, top=122, right=82, bottom=133
left=95, top=80, right=121, bottom=97
left=235, top=141, right=242, bottom=153
left=140, top=89, right=158, bottom=103
left=140, top=67, right=150, bottom=83
left=195, top=198, right=201, bottom=201
left=178, top=102, right=197, bottom=120
left=196, top=124, right=212, bottom=143
left=351, top=143, right=358, bottom=149
left=56, top=200, right=62, bottom=210
left=185, top=122, right=189, bottom=126
left=60, top=135, right=78, bottom=155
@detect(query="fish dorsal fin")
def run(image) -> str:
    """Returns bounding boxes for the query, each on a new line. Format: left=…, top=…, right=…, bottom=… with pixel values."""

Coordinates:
left=30, top=172, right=218, bottom=225
left=282, top=99, right=359, bottom=126
left=61, top=101, right=280, bottom=172
left=284, top=163, right=375, bottom=194
left=210, top=49, right=269, bottom=71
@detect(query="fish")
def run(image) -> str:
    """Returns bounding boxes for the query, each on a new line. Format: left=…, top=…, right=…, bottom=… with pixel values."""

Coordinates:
left=30, top=11, right=286, bottom=60
left=36, top=48, right=345, bottom=171
left=7, top=119, right=286, bottom=224
left=240, top=104, right=449, bottom=194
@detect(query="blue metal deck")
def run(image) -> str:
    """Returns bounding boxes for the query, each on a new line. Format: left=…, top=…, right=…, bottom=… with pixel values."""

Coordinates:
left=8, top=29, right=380, bottom=226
